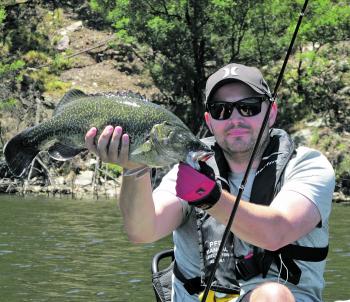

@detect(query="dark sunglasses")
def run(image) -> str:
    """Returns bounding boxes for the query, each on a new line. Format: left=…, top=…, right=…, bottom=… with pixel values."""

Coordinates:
left=206, top=97, right=266, bottom=120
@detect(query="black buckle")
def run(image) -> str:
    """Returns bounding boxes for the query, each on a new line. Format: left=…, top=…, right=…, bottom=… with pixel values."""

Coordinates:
left=235, top=255, right=261, bottom=281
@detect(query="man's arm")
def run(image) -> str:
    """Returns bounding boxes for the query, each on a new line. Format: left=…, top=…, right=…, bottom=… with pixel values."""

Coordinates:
left=176, top=149, right=334, bottom=251
left=208, top=190, right=321, bottom=251
left=85, top=125, right=183, bottom=243
left=119, top=173, right=183, bottom=243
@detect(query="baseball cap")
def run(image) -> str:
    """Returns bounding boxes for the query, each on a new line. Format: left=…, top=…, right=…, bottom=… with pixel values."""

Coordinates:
left=205, top=63, right=272, bottom=102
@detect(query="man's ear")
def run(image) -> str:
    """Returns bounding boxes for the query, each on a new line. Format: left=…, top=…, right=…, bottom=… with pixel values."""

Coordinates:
left=269, top=101, right=278, bottom=127
left=204, top=112, right=213, bottom=133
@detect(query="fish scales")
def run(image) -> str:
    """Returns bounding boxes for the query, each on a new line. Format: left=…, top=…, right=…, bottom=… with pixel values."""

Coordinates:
left=4, top=90, right=213, bottom=177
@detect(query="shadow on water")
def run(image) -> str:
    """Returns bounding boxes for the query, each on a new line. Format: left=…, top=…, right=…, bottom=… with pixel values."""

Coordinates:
left=0, top=194, right=349, bottom=301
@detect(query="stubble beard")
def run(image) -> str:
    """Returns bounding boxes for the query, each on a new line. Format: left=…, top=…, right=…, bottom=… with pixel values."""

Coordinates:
left=220, top=128, right=270, bottom=162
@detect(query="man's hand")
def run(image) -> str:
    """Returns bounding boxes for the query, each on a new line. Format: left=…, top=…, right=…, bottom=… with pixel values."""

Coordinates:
left=175, top=162, right=222, bottom=210
left=85, top=125, right=145, bottom=171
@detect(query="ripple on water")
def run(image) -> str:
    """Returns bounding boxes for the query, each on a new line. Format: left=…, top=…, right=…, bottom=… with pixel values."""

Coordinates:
left=11, top=263, right=32, bottom=268
left=129, top=278, right=142, bottom=283
left=66, top=289, right=81, bottom=294
left=0, top=250, right=13, bottom=255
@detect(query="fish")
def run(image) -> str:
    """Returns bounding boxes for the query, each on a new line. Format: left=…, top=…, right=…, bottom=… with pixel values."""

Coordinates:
left=3, top=89, right=213, bottom=177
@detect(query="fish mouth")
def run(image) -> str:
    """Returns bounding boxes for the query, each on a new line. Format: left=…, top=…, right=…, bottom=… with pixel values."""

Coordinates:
left=196, top=151, right=214, bottom=162
left=186, top=150, right=214, bottom=170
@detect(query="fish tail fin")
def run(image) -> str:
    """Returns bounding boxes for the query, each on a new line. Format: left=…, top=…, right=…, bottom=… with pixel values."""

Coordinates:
left=3, top=129, right=39, bottom=177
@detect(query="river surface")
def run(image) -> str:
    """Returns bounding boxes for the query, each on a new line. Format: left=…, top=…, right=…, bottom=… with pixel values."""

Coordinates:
left=0, top=195, right=349, bottom=302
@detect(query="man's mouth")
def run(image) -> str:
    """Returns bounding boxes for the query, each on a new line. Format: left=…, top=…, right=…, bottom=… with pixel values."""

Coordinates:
left=227, top=128, right=250, bottom=136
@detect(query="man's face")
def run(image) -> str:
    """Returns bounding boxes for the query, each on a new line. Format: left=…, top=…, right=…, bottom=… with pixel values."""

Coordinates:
left=205, top=81, right=277, bottom=159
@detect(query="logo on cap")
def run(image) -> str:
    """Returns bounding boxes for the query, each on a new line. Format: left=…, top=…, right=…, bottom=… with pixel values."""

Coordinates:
left=223, top=66, right=238, bottom=78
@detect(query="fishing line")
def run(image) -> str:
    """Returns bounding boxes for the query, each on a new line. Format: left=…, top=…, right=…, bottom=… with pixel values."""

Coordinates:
left=201, top=0, right=309, bottom=300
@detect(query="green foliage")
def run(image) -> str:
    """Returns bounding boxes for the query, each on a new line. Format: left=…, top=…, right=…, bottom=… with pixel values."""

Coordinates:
left=0, top=6, right=5, bottom=25
left=96, top=1, right=350, bottom=191
left=89, top=0, right=117, bottom=19
left=307, top=127, right=350, bottom=193
left=0, top=60, right=25, bottom=76
left=47, top=8, right=65, bottom=28
left=87, top=0, right=348, bottom=131
left=104, top=163, right=123, bottom=177
left=0, top=98, right=17, bottom=112
left=37, top=9, right=66, bottom=43
left=29, top=68, right=71, bottom=95
left=51, top=54, right=73, bottom=74
left=297, top=0, right=350, bottom=45
left=310, top=129, right=320, bottom=146
left=0, top=0, right=348, bottom=194
left=277, top=40, right=350, bottom=129
left=44, top=78, right=71, bottom=94
left=337, top=154, right=350, bottom=177
left=23, top=50, right=50, bottom=66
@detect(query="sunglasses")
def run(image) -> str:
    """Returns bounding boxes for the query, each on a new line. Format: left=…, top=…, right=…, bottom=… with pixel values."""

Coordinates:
left=206, top=97, right=266, bottom=120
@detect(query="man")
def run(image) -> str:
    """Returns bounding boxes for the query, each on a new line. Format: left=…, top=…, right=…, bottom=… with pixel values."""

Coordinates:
left=85, top=63, right=335, bottom=302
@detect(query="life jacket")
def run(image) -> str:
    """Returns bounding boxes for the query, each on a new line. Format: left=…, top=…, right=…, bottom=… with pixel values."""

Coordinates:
left=173, top=128, right=328, bottom=295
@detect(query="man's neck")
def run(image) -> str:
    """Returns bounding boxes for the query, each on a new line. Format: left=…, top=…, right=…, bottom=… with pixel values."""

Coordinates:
left=225, top=153, right=261, bottom=174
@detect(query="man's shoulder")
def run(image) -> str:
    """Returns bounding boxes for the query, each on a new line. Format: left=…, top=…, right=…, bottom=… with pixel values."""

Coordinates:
left=287, top=145, right=335, bottom=178
left=294, top=146, right=329, bottom=163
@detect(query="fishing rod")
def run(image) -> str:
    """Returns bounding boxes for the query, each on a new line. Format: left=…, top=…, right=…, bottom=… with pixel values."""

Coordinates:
left=201, top=0, right=309, bottom=301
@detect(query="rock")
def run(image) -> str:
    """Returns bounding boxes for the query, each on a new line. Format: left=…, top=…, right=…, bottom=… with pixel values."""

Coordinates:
left=65, top=21, right=83, bottom=33
left=89, top=158, right=98, bottom=166
left=74, top=170, right=94, bottom=186
left=339, top=86, right=350, bottom=95
left=56, top=21, right=83, bottom=51
left=56, top=35, right=70, bottom=51
left=31, top=185, right=42, bottom=193
left=291, top=128, right=312, bottom=147
left=105, top=189, right=117, bottom=198
left=306, top=119, right=323, bottom=127
left=55, top=176, right=65, bottom=185
left=58, top=21, right=83, bottom=36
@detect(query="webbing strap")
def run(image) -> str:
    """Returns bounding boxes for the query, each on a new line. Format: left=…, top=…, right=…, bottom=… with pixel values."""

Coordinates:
left=173, top=261, right=202, bottom=295
left=277, top=244, right=329, bottom=261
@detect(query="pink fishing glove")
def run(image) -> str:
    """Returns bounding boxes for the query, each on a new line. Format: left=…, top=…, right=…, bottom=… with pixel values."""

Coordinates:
left=175, top=162, right=222, bottom=210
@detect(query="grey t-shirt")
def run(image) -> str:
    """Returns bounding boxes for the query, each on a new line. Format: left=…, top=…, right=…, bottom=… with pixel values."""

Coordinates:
left=153, top=146, right=335, bottom=302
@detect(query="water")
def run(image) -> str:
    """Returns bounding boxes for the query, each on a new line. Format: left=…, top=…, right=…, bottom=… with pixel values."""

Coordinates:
left=324, top=202, right=350, bottom=301
left=0, top=195, right=172, bottom=302
left=0, top=195, right=349, bottom=302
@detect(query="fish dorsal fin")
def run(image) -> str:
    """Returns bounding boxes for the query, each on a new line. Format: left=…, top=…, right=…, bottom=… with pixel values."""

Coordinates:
left=53, top=89, right=87, bottom=116
left=48, top=142, right=85, bottom=161
left=103, top=90, right=147, bottom=101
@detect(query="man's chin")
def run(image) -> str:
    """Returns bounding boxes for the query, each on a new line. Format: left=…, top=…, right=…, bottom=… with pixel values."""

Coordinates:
left=222, top=142, right=253, bottom=155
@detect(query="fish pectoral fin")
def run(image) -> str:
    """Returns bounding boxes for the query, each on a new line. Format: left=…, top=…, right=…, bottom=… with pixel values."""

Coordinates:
left=130, top=140, right=153, bottom=156
left=48, top=143, right=85, bottom=161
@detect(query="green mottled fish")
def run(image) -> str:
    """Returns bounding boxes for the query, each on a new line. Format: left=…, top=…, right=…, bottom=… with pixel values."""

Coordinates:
left=4, top=89, right=213, bottom=177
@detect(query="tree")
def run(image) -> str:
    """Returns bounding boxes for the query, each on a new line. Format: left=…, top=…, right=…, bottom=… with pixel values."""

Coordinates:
left=91, top=0, right=265, bottom=131
left=89, top=0, right=349, bottom=132
left=0, top=5, right=6, bottom=35
left=274, top=0, right=350, bottom=128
